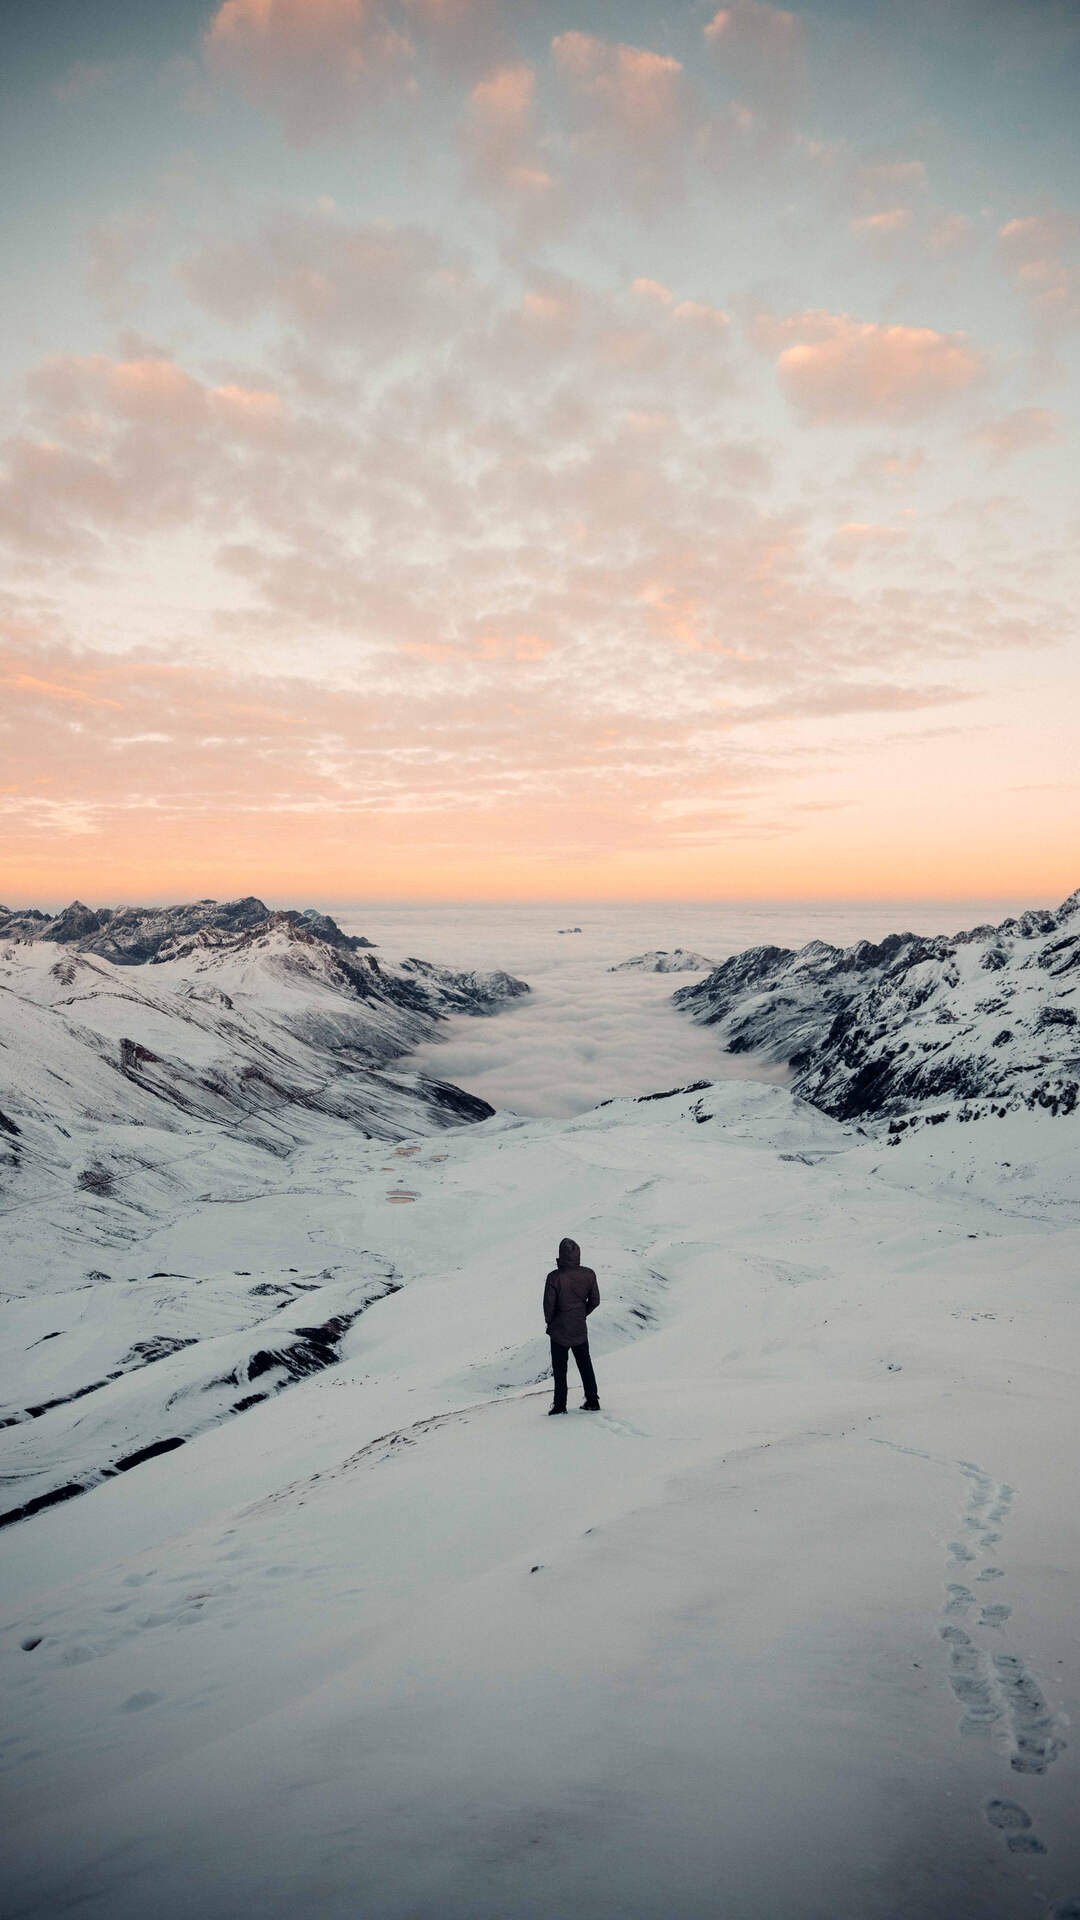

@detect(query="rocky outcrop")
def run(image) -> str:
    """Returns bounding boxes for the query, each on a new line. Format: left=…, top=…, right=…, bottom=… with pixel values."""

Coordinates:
left=610, top=949, right=714, bottom=974
left=0, top=896, right=375, bottom=964
left=673, top=889, right=1080, bottom=1128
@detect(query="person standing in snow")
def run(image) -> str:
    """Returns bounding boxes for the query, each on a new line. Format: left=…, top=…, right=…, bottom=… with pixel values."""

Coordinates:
left=544, top=1237, right=601, bottom=1415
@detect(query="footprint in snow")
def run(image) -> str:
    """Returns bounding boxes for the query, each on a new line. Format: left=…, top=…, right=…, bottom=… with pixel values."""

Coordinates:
left=590, top=1412, right=647, bottom=1438
left=978, top=1602, right=1012, bottom=1629
left=993, top=1652, right=1065, bottom=1775
left=948, top=1541, right=976, bottom=1565
left=943, top=1584, right=974, bottom=1617
left=122, top=1691, right=162, bottom=1712
left=984, top=1798, right=1046, bottom=1854
left=940, top=1625, right=999, bottom=1731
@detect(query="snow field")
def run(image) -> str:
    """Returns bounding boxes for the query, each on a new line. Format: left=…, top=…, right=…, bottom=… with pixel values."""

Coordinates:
left=2, top=1080, right=1078, bottom=1917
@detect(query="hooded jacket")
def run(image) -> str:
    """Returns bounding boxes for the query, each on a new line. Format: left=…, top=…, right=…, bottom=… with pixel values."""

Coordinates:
left=543, top=1238, right=600, bottom=1348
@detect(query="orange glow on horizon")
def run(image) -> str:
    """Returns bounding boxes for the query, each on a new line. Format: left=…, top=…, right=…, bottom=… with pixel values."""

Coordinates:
left=3, top=826, right=1075, bottom=913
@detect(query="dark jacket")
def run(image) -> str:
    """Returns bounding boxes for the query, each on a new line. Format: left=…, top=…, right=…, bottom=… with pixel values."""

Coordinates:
left=543, top=1237, right=599, bottom=1348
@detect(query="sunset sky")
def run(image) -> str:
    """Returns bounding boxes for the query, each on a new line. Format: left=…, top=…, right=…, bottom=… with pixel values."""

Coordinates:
left=1, top=0, right=1078, bottom=905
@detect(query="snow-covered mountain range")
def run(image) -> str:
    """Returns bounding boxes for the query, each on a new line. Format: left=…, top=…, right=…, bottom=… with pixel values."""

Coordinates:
left=0, top=894, right=374, bottom=964
left=0, top=902, right=530, bottom=1525
left=673, top=889, right=1080, bottom=1129
left=610, top=948, right=715, bottom=973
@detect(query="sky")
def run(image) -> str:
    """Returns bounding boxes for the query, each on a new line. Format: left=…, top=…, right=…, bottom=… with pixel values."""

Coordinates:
left=1, top=0, right=1078, bottom=907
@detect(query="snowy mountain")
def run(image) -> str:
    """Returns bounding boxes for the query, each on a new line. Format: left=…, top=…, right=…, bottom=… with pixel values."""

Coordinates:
left=3, top=1075, right=1079, bottom=1918
left=0, top=894, right=376, bottom=963
left=610, top=948, right=715, bottom=973
left=0, top=907, right=530, bottom=1522
left=673, top=889, right=1080, bottom=1129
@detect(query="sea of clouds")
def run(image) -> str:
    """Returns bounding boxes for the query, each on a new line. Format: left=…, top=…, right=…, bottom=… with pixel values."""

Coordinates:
left=335, top=898, right=1032, bottom=1119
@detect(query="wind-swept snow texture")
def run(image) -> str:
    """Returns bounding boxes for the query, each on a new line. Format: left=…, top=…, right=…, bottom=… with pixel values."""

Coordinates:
left=673, top=888, right=1080, bottom=1127
left=2, top=1075, right=1079, bottom=1920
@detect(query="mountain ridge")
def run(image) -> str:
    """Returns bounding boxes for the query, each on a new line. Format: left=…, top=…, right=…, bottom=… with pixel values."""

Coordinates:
left=0, top=896, right=376, bottom=965
left=673, top=887, right=1080, bottom=1128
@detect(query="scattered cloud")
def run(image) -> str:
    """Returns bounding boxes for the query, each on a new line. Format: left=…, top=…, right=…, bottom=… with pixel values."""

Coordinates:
left=968, top=408, right=1060, bottom=464
left=850, top=208, right=912, bottom=255
left=704, top=2, right=804, bottom=58
left=552, top=31, right=684, bottom=135
left=203, top=0, right=415, bottom=141
left=181, top=209, right=472, bottom=343
left=703, top=1, right=807, bottom=133
left=551, top=30, right=691, bottom=207
left=460, top=61, right=562, bottom=223
left=754, top=309, right=983, bottom=423
left=928, top=212, right=975, bottom=258
left=829, top=522, right=909, bottom=568
left=998, top=210, right=1080, bottom=337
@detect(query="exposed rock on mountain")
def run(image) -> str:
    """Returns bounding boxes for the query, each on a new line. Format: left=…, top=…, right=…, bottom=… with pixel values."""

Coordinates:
left=0, top=895, right=376, bottom=964
left=610, top=949, right=715, bottom=974
left=672, top=890, right=1080, bottom=1128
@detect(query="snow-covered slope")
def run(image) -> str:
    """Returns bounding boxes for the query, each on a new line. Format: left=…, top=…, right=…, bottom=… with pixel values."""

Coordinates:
left=2, top=1078, right=1078, bottom=1919
left=673, top=889, right=1080, bottom=1127
left=610, top=947, right=715, bottom=973
left=0, top=914, right=530, bottom=1518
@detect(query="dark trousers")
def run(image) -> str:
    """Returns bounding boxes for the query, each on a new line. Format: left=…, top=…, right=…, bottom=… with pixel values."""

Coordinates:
left=550, top=1337, right=599, bottom=1411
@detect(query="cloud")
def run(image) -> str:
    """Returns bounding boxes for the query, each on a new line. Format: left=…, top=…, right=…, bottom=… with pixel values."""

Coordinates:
left=0, top=352, right=299, bottom=555
left=850, top=208, right=911, bottom=251
left=459, top=62, right=562, bottom=222
left=703, top=1, right=807, bottom=132
left=928, top=213, right=975, bottom=258
left=552, top=31, right=684, bottom=134
left=402, top=927, right=784, bottom=1117
left=704, top=2, right=804, bottom=58
left=204, top=0, right=414, bottom=141
left=181, top=209, right=471, bottom=345
left=0, top=239, right=1060, bottom=880
left=968, top=408, right=1060, bottom=464
left=0, top=672, right=123, bottom=710
left=551, top=30, right=692, bottom=207
left=998, top=211, right=1080, bottom=337
left=754, top=309, right=983, bottom=423
left=829, top=522, right=909, bottom=568
left=735, top=680, right=970, bottom=720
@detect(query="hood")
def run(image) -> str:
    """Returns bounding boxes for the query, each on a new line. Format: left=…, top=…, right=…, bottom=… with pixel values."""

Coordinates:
left=557, top=1237, right=581, bottom=1270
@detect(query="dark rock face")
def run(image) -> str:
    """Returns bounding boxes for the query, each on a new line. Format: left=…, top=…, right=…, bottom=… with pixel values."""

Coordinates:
left=673, top=888, right=1080, bottom=1128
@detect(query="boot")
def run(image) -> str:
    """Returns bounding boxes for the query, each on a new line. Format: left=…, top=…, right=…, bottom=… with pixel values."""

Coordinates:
left=580, top=1400, right=601, bottom=1412
left=548, top=1406, right=567, bottom=1416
